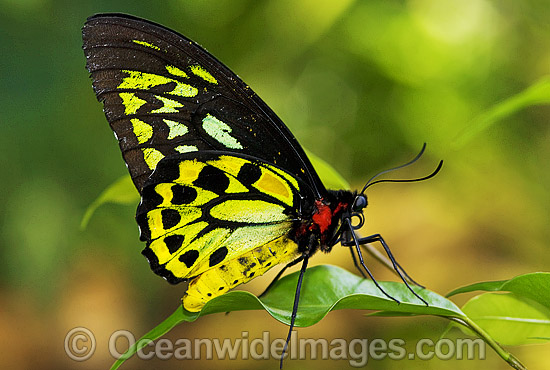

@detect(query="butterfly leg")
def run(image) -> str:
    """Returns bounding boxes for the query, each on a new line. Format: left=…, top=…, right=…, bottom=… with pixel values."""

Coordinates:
left=330, top=224, right=368, bottom=279
left=258, top=255, right=304, bottom=299
left=349, top=233, right=428, bottom=306
left=391, top=259, right=425, bottom=288
left=344, top=218, right=400, bottom=304
left=348, top=246, right=368, bottom=279
left=280, top=255, right=309, bottom=369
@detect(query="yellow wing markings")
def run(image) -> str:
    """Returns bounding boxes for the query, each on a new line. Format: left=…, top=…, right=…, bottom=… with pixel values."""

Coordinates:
left=151, top=95, right=184, bottom=113
left=206, top=155, right=300, bottom=206
left=152, top=183, right=217, bottom=209
left=164, top=227, right=232, bottom=280
left=210, top=199, right=288, bottom=223
left=253, top=167, right=293, bottom=207
left=202, top=114, right=243, bottom=150
left=119, top=92, right=146, bottom=115
left=175, top=159, right=206, bottom=184
left=175, top=145, right=198, bottom=153
left=206, top=155, right=248, bottom=176
left=145, top=210, right=294, bottom=281
left=190, top=65, right=218, bottom=84
left=225, top=176, right=248, bottom=193
left=146, top=207, right=204, bottom=240
left=143, top=218, right=295, bottom=281
left=131, top=39, right=160, bottom=51
left=164, top=119, right=188, bottom=139
left=266, top=164, right=300, bottom=192
left=184, top=221, right=293, bottom=278
left=118, top=70, right=198, bottom=97
left=166, top=65, right=188, bottom=78
left=148, top=221, right=208, bottom=265
left=183, top=234, right=299, bottom=312
left=142, top=148, right=164, bottom=170
left=131, top=118, right=153, bottom=144
left=139, top=154, right=303, bottom=296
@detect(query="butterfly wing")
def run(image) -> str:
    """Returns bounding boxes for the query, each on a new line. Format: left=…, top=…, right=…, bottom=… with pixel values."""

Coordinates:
left=82, top=13, right=325, bottom=197
left=136, top=151, right=303, bottom=287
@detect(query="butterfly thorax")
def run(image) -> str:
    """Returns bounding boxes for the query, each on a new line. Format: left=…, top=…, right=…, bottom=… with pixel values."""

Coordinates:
left=293, top=190, right=357, bottom=255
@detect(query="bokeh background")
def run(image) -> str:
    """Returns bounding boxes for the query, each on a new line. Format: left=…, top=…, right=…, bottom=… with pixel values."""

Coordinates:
left=1, top=0, right=549, bottom=369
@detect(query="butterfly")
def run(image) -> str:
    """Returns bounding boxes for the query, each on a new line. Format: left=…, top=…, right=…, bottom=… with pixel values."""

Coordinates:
left=82, top=13, right=441, bottom=364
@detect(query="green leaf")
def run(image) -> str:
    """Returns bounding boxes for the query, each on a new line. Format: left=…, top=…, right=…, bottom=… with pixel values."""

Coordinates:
left=453, top=76, right=550, bottom=148
left=460, top=292, right=550, bottom=346
left=446, top=272, right=550, bottom=308
left=305, top=149, right=350, bottom=190
left=259, top=265, right=464, bottom=325
left=80, top=175, right=139, bottom=230
left=446, top=280, right=508, bottom=297
left=110, top=265, right=464, bottom=370
left=445, top=272, right=550, bottom=367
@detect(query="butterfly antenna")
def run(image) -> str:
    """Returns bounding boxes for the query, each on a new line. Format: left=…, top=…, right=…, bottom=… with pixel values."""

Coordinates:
left=364, top=159, right=443, bottom=190
left=360, top=143, right=440, bottom=194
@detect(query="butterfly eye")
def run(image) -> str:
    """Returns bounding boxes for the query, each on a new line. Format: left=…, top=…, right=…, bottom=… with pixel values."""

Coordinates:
left=352, top=195, right=367, bottom=212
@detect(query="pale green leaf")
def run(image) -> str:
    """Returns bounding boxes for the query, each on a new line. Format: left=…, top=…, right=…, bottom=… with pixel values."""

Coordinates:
left=460, top=292, right=550, bottom=346
left=80, top=175, right=139, bottom=230
left=447, top=272, right=550, bottom=309
left=305, top=149, right=350, bottom=190
left=453, top=76, right=550, bottom=148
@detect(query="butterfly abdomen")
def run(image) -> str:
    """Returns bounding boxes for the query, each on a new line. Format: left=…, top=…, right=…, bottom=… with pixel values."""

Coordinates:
left=183, top=234, right=299, bottom=311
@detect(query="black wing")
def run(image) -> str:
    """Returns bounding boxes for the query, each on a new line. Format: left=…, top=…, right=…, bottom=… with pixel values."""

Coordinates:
left=82, top=13, right=325, bottom=198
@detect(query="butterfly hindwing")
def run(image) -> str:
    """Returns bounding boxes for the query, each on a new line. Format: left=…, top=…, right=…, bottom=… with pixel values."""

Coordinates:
left=183, top=233, right=300, bottom=312
left=82, top=14, right=324, bottom=195
left=137, top=151, right=306, bottom=295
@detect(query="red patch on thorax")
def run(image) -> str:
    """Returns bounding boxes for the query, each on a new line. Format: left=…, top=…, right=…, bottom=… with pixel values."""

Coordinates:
left=333, top=202, right=347, bottom=215
left=311, top=200, right=333, bottom=234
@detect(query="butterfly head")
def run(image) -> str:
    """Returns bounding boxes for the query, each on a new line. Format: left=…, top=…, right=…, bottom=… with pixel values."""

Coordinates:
left=351, top=194, right=368, bottom=213
left=346, top=193, right=368, bottom=233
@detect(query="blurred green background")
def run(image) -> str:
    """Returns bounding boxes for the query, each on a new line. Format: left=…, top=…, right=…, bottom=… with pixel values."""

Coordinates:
left=1, top=0, right=549, bottom=369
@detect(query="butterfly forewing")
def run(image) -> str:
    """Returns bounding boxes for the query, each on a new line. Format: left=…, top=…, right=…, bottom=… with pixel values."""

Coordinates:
left=82, top=14, right=325, bottom=195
